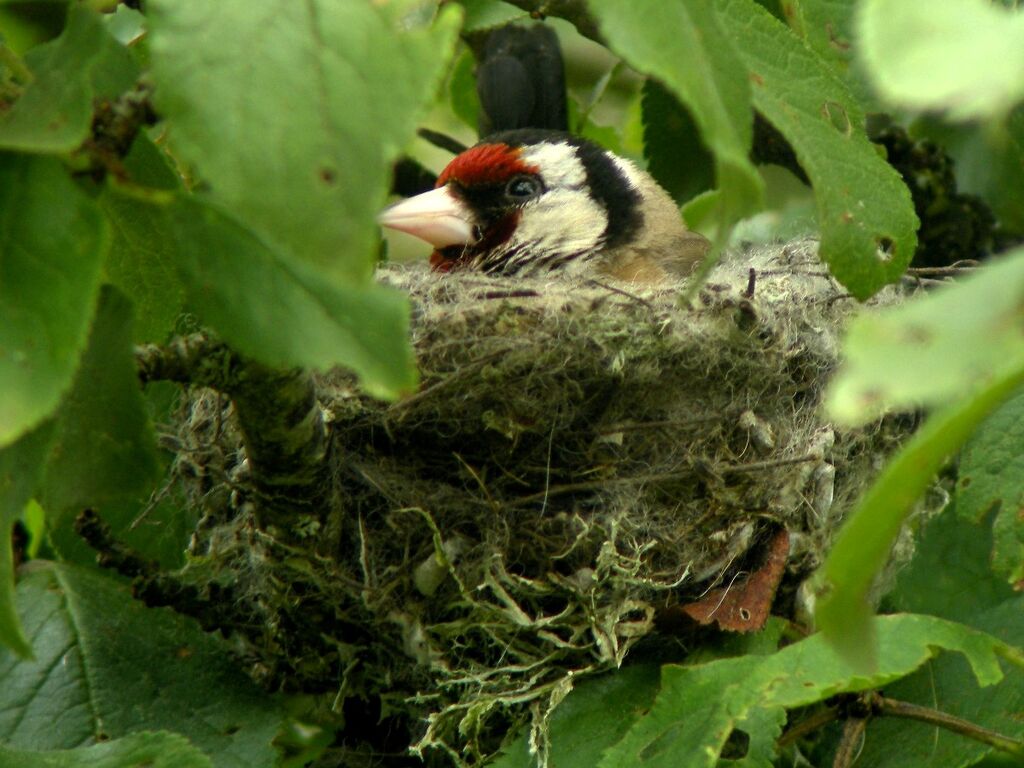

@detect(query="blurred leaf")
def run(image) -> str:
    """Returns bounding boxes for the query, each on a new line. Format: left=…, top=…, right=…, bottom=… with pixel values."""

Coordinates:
left=458, top=0, right=523, bottom=32
left=0, top=562, right=285, bottom=767
left=0, top=1, right=68, bottom=54
left=147, top=0, right=461, bottom=286
left=719, top=0, right=918, bottom=299
left=100, top=184, right=184, bottom=343
left=0, top=422, right=53, bottom=658
left=589, top=0, right=764, bottom=236
left=599, top=614, right=1022, bottom=768
left=914, top=107, right=1024, bottom=236
left=0, top=154, right=106, bottom=448
left=0, top=732, right=212, bottom=768
left=39, top=285, right=161, bottom=540
left=0, top=5, right=138, bottom=152
left=958, top=389, right=1024, bottom=586
left=858, top=0, right=1024, bottom=121
left=170, top=198, right=418, bottom=399
left=103, top=4, right=145, bottom=47
left=491, top=664, right=661, bottom=768
left=827, top=248, right=1024, bottom=425
left=783, top=0, right=874, bottom=105
left=449, top=46, right=481, bottom=132
left=641, top=79, right=715, bottom=206
left=817, top=366, right=1024, bottom=668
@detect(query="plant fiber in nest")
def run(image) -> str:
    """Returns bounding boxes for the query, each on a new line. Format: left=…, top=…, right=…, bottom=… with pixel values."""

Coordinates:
left=171, top=240, right=910, bottom=765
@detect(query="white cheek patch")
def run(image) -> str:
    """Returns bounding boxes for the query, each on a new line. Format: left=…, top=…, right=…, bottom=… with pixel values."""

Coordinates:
left=510, top=189, right=607, bottom=257
left=521, top=142, right=587, bottom=188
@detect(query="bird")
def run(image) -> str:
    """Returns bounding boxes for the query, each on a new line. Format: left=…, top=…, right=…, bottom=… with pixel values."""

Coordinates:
left=378, top=128, right=710, bottom=283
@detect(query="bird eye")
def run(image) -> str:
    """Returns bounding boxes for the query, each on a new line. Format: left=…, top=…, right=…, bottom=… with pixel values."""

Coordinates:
left=505, top=175, right=541, bottom=200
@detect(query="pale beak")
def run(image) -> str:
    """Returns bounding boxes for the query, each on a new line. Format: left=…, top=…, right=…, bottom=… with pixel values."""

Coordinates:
left=378, top=186, right=477, bottom=248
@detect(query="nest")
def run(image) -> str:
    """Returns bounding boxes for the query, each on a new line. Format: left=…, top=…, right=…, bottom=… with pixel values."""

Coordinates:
left=160, top=240, right=914, bottom=766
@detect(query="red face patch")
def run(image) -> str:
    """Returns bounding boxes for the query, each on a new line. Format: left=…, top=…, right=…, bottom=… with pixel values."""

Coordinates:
left=436, top=143, right=539, bottom=188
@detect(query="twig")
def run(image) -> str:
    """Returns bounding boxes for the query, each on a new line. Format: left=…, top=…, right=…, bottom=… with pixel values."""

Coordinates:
left=586, top=278, right=655, bottom=310
left=877, top=696, right=1024, bottom=758
left=499, top=0, right=604, bottom=43
left=832, top=717, right=866, bottom=768
left=777, top=706, right=840, bottom=748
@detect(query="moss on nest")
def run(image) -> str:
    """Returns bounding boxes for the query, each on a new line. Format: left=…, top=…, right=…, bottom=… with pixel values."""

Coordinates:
left=163, top=240, right=914, bottom=766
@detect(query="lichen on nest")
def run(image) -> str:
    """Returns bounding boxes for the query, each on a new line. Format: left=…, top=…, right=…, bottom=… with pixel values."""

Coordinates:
left=165, top=239, right=912, bottom=765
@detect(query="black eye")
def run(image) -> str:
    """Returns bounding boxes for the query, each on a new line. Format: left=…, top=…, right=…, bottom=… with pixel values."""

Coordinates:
left=505, top=175, right=541, bottom=200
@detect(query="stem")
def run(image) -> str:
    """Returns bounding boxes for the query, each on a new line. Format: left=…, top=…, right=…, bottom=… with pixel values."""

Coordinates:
left=878, top=697, right=1024, bottom=758
left=777, top=706, right=840, bottom=748
left=832, top=717, right=866, bottom=768
left=499, top=0, right=604, bottom=43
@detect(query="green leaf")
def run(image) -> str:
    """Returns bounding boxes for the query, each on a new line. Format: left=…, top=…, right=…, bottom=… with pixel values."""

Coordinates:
left=817, top=366, right=1024, bottom=669
left=0, top=731, right=212, bottom=768
left=490, top=664, right=661, bottom=768
left=598, top=614, right=1022, bottom=768
left=171, top=198, right=417, bottom=399
left=888, top=501, right=1015, bottom=625
left=0, top=562, right=285, bottom=767
left=782, top=0, right=875, bottom=105
left=0, top=5, right=138, bottom=153
left=147, top=0, right=461, bottom=286
left=100, top=184, right=185, bottom=343
left=0, top=154, right=106, bottom=448
left=865, top=507, right=1024, bottom=767
left=640, top=79, right=715, bottom=206
left=39, top=285, right=160, bottom=521
left=0, top=422, right=54, bottom=658
left=449, top=46, right=481, bottom=132
left=588, top=0, right=764, bottom=234
left=827, top=248, right=1024, bottom=425
left=458, top=0, right=523, bottom=32
left=718, top=0, right=918, bottom=299
left=958, top=389, right=1024, bottom=587
left=857, top=0, right=1024, bottom=121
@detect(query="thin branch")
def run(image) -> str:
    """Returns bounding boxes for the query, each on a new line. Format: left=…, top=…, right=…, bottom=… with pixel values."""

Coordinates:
left=499, top=0, right=604, bottom=43
left=878, top=696, right=1024, bottom=759
left=777, top=705, right=840, bottom=748
left=832, top=717, right=866, bottom=768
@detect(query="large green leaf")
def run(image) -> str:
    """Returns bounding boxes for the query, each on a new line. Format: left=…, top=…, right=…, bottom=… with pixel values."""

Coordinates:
left=0, top=5, right=138, bottom=152
left=782, top=0, right=874, bottom=105
left=817, top=365, right=1024, bottom=669
left=864, top=506, right=1024, bottom=767
left=0, top=562, right=285, bottom=767
left=0, top=732, right=212, bottom=768
left=598, top=614, right=1022, bottom=768
left=718, top=0, right=918, bottom=299
left=0, top=154, right=106, bottom=448
left=588, top=0, right=764, bottom=235
left=958, top=389, right=1024, bottom=587
left=858, top=0, right=1024, bottom=121
left=490, top=664, right=661, bottom=768
left=147, top=0, right=461, bottom=285
left=100, top=183, right=185, bottom=344
left=0, top=422, right=54, bottom=658
left=39, top=285, right=161, bottom=527
left=170, top=198, right=418, bottom=399
left=641, top=79, right=715, bottom=206
left=827, top=248, right=1024, bottom=425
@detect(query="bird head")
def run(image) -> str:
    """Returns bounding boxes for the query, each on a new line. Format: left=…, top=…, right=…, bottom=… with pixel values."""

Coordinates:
left=379, top=129, right=708, bottom=281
